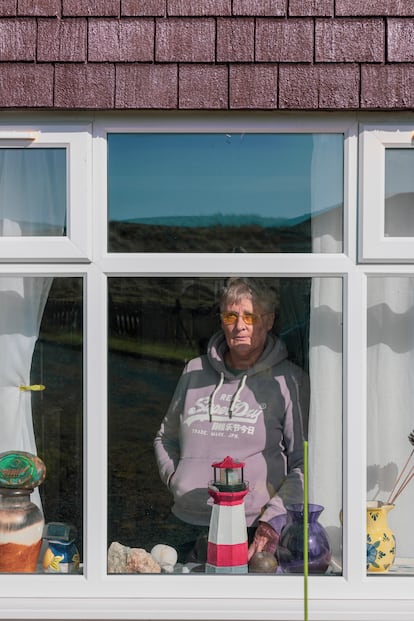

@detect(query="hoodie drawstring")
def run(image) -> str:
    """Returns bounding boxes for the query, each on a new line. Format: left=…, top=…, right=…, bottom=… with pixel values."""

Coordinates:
left=208, top=372, right=224, bottom=422
left=208, top=372, right=247, bottom=421
left=228, top=373, right=247, bottom=418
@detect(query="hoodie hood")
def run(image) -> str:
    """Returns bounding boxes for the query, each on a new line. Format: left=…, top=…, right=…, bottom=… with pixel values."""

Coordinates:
left=207, top=329, right=288, bottom=378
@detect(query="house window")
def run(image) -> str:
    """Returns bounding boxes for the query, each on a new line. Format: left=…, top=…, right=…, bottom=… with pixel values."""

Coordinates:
left=0, top=124, right=91, bottom=261
left=0, top=148, right=66, bottom=236
left=0, top=274, right=83, bottom=570
left=360, top=124, right=414, bottom=262
left=107, top=133, right=344, bottom=253
left=2, top=114, right=414, bottom=621
left=107, top=275, right=343, bottom=574
left=384, top=149, right=414, bottom=237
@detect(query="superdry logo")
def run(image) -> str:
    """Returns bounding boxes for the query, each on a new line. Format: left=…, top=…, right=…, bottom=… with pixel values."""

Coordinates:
left=184, top=396, right=263, bottom=426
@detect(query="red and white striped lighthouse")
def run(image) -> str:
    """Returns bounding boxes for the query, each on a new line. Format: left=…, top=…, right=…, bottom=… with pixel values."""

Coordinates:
left=205, top=456, right=249, bottom=574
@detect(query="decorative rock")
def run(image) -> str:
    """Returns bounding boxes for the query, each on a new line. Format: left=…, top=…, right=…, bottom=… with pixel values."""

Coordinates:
left=107, top=541, right=161, bottom=574
left=107, top=541, right=128, bottom=573
left=150, top=544, right=178, bottom=572
left=127, top=547, right=161, bottom=574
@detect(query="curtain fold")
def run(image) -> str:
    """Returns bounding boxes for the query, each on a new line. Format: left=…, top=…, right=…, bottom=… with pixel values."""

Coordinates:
left=0, top=272, right=53, bottom=455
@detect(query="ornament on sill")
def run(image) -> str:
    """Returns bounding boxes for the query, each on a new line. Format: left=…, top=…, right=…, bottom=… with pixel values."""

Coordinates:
left=366, top=429, right=414, bottom=573
left=107, top=541, right=162, bottom=573
left=42, top=522, right=80, bottom=573
left=150, top=544, right=178, bottom=573
left=205, top=456, right=249, bottom=574
left=0, top=451, right=46, bottom=573
left=277, top=503, right=332, bottom=574
left=366, top=501, right=396, bottom=573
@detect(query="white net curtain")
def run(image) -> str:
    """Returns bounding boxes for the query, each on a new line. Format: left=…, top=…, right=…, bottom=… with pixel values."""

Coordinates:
left=0, top=148, right=65, bottom=471
left=309, top=135, right=344, bottom=563
left=0, top=148, right=65, bottom=236
left=367, top=277, right=414, bottom=556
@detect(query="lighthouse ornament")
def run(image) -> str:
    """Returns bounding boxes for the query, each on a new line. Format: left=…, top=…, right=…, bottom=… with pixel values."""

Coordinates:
left=205, top=456, right=249, bottom=574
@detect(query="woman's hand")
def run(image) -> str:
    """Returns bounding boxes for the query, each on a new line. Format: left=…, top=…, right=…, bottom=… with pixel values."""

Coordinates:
left=248, top=521, right=280, bottom=561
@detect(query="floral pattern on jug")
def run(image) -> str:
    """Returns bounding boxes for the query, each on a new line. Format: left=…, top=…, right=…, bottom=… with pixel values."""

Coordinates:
left=366, top=501, right=396, bottom=573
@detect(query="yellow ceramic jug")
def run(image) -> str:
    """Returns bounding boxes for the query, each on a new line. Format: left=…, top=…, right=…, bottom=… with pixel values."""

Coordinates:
left=366, top=501, right=396, bottom=573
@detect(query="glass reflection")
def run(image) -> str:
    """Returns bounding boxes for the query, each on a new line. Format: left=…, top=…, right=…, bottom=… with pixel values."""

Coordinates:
left=107, top=276, right=343, bottom=575
left=108, top=134, right=343, bottom=253
left=32, top=277, right=83, bottom=570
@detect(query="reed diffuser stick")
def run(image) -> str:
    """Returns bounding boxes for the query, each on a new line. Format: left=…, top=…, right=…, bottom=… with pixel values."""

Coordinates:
left=389, top=465, right=414, bottom=505
left=387, top=448, right=414, bottom=504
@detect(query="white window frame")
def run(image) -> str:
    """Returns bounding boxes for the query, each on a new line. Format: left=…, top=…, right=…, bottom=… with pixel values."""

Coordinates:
left=1, top=113, right=414, bottom=621
left=0, top=123, right=92, bottom=262
left=359, top=122, right=414, bottom=263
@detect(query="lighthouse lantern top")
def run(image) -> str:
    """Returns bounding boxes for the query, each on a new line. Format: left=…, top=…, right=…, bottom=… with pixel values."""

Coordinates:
left=211, top=456, right=246, bottom=491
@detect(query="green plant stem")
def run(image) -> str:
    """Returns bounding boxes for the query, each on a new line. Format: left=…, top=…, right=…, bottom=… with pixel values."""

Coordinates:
left=304, top=440, right=309, bottom=621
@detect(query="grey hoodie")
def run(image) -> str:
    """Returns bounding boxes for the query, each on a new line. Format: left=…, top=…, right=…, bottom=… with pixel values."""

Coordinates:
left=154, top=330, right=309, bottom=528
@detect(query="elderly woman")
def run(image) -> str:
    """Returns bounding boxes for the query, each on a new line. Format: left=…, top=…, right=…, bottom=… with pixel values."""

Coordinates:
left=154, top=277, right=309, bottom=563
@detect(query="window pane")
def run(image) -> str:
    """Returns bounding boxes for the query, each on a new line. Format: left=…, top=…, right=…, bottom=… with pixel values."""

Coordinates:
left=32, top=277, right=83, bottom=573
left=385, top=149, right=414, bottom=237
left=107, top=276, right=342, bottom=575
left=367, top=276, right=414, bottom=575
left=0, top=149, right=66, bottom=236
left=108, top=134, right=343, bottom=253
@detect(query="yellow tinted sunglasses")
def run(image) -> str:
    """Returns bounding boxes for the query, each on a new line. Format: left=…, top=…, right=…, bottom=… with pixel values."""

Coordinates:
left=220, top=311, right=266, bottom=325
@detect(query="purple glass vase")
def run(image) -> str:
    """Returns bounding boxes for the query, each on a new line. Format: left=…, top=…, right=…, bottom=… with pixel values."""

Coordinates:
left=277, top=503, right=332, bottom=574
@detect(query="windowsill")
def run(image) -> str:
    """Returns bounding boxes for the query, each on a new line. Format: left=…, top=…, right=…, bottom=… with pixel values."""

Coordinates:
left=387, top=557, right=414, bottom=575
